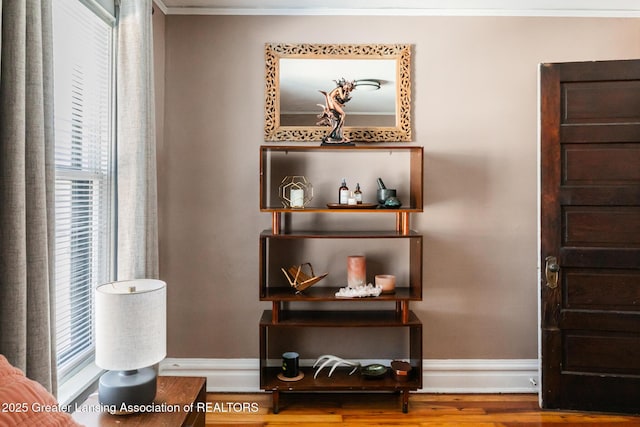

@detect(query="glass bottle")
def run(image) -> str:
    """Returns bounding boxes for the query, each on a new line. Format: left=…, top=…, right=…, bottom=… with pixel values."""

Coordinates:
left=354, top=183, right=363, bottom=204
left=339, top=179, right=349, bottom=204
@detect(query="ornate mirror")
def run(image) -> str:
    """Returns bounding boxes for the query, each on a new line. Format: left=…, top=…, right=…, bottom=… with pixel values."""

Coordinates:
left=265, top=43, right=412, bottom=142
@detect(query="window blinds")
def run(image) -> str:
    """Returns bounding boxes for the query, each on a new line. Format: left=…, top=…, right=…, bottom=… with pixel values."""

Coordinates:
left=52, top=0, right=114, bottom=382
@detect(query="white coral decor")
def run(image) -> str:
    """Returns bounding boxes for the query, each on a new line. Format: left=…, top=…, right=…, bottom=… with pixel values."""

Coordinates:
left=335, top=283, right=383, bottom=298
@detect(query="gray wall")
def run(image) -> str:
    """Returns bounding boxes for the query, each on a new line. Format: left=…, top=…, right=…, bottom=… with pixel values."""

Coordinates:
left=154, top=13, right=640, bottom=359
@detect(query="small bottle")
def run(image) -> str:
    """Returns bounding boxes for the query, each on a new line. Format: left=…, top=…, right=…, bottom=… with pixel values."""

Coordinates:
left=354, top=183, right=363, bottom=204
left=376, top=178, right=387, bottom=190
left=339, top=179, right=349, bottom=204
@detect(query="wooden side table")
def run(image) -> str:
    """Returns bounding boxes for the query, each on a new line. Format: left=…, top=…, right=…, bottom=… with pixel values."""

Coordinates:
left=72, top=376, right=206, bottom=426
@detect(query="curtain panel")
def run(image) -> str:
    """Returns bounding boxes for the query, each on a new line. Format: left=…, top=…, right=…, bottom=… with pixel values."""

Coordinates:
left=0, top=0, right=56, bottom=393
left=116, top=0, right=159, bottom=280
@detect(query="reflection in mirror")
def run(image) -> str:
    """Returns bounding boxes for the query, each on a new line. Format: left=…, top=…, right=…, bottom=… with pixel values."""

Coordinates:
left=265, top=43, right=411, bottom=142
left=279, top=58, right=397, bottom=127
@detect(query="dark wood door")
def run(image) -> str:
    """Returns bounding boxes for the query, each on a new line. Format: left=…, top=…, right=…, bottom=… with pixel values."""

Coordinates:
left=540, top=59, right=640, bottom=413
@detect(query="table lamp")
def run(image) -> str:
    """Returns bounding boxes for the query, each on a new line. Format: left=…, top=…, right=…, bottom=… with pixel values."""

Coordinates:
left=95, top=279, right=166, bottom=410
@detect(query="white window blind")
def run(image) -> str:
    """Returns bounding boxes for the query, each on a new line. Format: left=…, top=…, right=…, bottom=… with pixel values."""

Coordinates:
left=52, top=0, right=114, bottom=383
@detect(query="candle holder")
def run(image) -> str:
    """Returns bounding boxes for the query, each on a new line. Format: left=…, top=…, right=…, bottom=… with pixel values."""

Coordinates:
left=279, top=176, right=313, bottom=208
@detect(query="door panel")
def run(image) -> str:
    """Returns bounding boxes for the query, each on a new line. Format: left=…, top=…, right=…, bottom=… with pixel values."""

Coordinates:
left=565, top=269, right=640, bottom=310
left=564, top=145, right=640, bottom=183
left=540, top=59, right=640, bottom=414
left=563, top=207, right=640, bottom=245
left=564, top=333, right=640, bottom=373
left=563, top=81, right=640, bottom=123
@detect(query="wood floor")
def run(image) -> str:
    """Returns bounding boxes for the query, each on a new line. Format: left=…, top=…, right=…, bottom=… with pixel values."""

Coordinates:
left=205, top=392, right=640, bottom=426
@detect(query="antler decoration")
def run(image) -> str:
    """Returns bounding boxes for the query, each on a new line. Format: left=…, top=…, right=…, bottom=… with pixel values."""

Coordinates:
left=313, top=355, right=361, bottom=379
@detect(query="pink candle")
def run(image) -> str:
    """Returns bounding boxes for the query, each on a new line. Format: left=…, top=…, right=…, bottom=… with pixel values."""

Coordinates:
left=347, top=256, right=366, bottom=288
left=375, top=274, right=396, bottom=294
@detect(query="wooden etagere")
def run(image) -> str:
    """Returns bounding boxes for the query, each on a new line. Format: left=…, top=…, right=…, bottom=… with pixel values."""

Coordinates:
left=258, top=145, right=424, bottom=413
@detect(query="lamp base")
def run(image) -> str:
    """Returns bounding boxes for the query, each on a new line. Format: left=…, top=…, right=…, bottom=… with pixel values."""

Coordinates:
left=98, top=367, right=157, bottom=413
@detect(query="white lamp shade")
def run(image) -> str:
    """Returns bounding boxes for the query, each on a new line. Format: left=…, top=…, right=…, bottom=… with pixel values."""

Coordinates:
left=95, top=279, right=166, bottom=371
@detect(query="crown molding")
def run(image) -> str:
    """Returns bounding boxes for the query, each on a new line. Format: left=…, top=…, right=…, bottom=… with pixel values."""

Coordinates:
left=152, top=0, right=640, bottom=17
left=153, top=0, right=169, bottom=15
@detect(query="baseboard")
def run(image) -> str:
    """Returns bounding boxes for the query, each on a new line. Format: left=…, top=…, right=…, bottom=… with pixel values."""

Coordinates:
left=160, top=358, right=539, bottom=393
left=421, top=359, right=539, bottom=393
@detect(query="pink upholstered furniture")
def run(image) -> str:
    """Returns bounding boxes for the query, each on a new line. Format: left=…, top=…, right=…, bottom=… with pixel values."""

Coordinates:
left=0, top=354, right=82, bottom=426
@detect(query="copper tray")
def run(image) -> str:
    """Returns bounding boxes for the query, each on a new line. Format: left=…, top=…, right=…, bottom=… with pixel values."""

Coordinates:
left=326, top=203, right=378, bottom=209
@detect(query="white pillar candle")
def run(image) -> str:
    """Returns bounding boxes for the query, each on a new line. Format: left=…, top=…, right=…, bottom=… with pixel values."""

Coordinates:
left=290, top=188, right=304, bottom=208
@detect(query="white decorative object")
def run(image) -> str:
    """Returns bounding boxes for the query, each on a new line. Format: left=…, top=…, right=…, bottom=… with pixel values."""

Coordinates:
left=278, top=175, right=313, bottom=208
left=313, top=355, right=360, bottom=378
left=95, top=279, right=167, bottom=409
left=290, top=188, right=304, bottom=208
left=335, top=283, right=383, bottom=298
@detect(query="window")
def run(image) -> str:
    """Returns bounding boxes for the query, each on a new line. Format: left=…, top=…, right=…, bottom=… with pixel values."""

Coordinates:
left=52, top=0, right=114, bottom=385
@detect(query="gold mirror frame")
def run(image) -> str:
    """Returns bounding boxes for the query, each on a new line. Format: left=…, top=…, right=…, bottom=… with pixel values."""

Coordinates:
left=265, top=43, right=412, bottom=142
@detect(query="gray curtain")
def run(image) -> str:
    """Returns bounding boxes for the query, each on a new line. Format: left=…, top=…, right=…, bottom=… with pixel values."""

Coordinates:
left=116, top=0, right=159, bottom=280
left=0, top=0, right=56, bottom=392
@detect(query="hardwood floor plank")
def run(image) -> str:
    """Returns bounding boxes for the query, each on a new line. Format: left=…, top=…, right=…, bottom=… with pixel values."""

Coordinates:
left=204, top=393, right=640, bottom=426
left=206, top=413, right=344, bottom=423
left=266, top=424, right=422, bottom=427
left=412, top=395, right=539, bottom=402
left=344, top=413, right=638, bottom=424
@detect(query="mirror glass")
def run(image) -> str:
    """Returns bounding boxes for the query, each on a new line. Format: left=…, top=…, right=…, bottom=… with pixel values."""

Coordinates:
left=279, top=58, right=397, bottom=127
left=265, top=43, right=411, bottom=142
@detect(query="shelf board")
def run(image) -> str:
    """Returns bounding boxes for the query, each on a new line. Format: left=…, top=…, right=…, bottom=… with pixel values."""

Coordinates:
left=260, top=310, right=422, bottom=327
left=261, top=144, right=423, bottom=152
left=260, top=144, right=424, bottom=218
left=260, top=229, right=421, bottom=238
left=260, top=207, right=423, bottom=213
left=261, top=287, right=420, bottom=302
left=260, top=366, right=421, bottom=392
